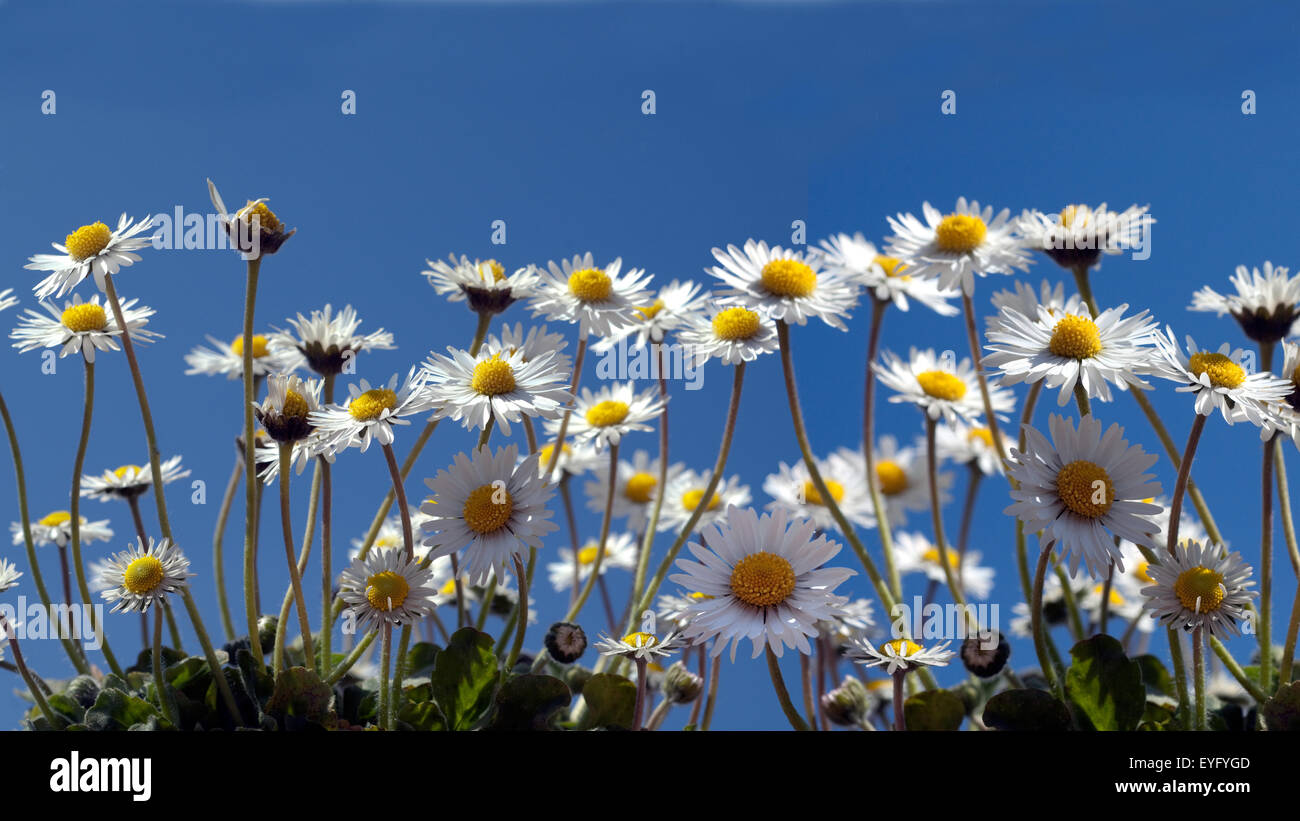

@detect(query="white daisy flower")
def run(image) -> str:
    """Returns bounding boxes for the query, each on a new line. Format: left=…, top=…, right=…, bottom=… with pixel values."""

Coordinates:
left=421, top=345, right=571, bottom=437
left=528, top=253, right=654, bottom=340
left=25, top=214, right=155, bottom=301
left=986, top=278, right=1070, bottom=331
left=0, top=558, right=23, bottom=593
left=1189, top=261, right=1300, bottom=344
left=708, top=239, right=859, bottom=330
left=184, top=333, right=304, bottom=380
left=0, top=289, right=17, bottom=314
left=310, top=368, right=434, bottom=454
left=420, top=444, right=559, bottom=585
left=594, top=630, right=684, bottom=660
left=893, top=531, right=995, bottom=600
left=338, top=547, right=437, bottom=632
left=1149, top=329, right=1292, bottom=426
left=99, top=537, right=190, bottom=614
left=254, top=373, right=323, bottom=444
left=656, top=590, right=717, bottom=631
left=10, top=293, right=158, bottom=363
left=849, top=637, right=954, bottom=675
left=546, top=532, right=638, bottom=592
left=592, top=279, right=710, bottom=350
left=1142, top=539, right=1256, bottom=641
left=983, top=297, right=1159, bottom=407
left=885, top=198, right=1031, bottom=297
left=656, top=469, right=751, bottom=534
left=669, top=506, right=855, bottom=660
left=422, top=254, right=539, bottom=316
left=350, top=509, right=425, bottom=562
left=546, top=382, right=664, bottom=449
left=814, top=232, right=959, bottom=315
left=1017, top=203, right=1154, bottom=270
left=11, top=511, right=113, bottom=549
left=582, top=449, right=684, bottom=532
left=483, top=322, right=572, bottom=375
left=268, top=304, right=396, bottom=377
left=207, top=179, right=295, bottom=256
left=819, top=597, right=878, bottom=644
left=81, top=456, right=189, bottom=502
left=762, top=451, right=875, bottom=535
left=675, top=305, right=779, bottom=367
left=840, top=437, right=952, bottom=527
left=254, top=432, right=338, bottom=485
left=1005, top=414, right=1163, bottom=577
left=875, top=347, right=1014, bottom=426
left=934, top=419, right=1004, bottom=477
left=1080, top=579, right=1153, bottom=634
left=522, top=439, right=604, bottom=482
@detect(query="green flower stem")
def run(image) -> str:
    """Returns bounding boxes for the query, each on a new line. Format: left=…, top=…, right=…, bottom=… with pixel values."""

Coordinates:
left=1260, top=432, right=1276, bottom=693
left=687, top=644, right=707, bottom=728
left=272, top=460, right=320, bottom=676
left=701, top=648, right=720, bottom=731
left=1281, top=562, right=1300, bottom=688
left=626, top=347, right=672, bottom=634
left=960, top=290, right=1010, bottom=467
left=862, top=298, right=902, bottom=600
left=925, top=417, right=970, bottom=613
left=766, top=647, right=811, bottom=731
left=1, top=616, right=59, bottom=727
left=504, top=553, right=534, bottom=671
left=1167, top=414, right=1208, bottom=555
left=1054, top=564, right=1086, bottom=643
left=213, top=453, right=243, bottom=641
left=474, top=578, right=497, bottom=631
left=1014, top=382, right=1044, bottom=606
left=239, top=257, right=264, bottom=672
left=799, top=652, right=817, bottom=730
left=891, top=671, right=907, bottom=732
left=1099, top=559, right=1115, bottom=635
left=559, top=476, right=582, bottom=609
left=1168, top=627, right=1192, bottom=730
left=1072, top=381, right=1091, bottom=417
left=1210, top=634, right=1269, bottom=703
left=319, top=457, right=334, bottom=676
left=540, top=335, right=588, bottom=485
left=563, top=445, right=619, bottom=624
left=325, top=629, right=376, bottom=685
left=179, top=587, right=243, bottom=725
left=1031, top=546, right=1061, bottom=696
left=645, top=696, right=672, bottom=731
left=126, top=494, right=185, bottom=652
left=153, top=605, right=180, bottom=728
left=1274, top=437, right=1300, bottom=577
left=476, top=416, right=495, bottom=450
left=956, top=465, right=982, bottom=588
left=379, top=622, right=393, bottom=730
left=631, top=657, right=649, bottom=731
left=1193, top=626, right=1206, bottom=731
left=450, top=555, right=468, bottom=630
left=390, top=623, right=413, bottom=712
left=275, top=444, right=315, bottom=676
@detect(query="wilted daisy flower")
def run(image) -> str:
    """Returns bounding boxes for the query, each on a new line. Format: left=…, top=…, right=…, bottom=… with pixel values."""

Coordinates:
left=421, top=345, right=571, bottom=436
left=876, top=347, right=1014, bottom=426
left=814, top=232, right=959, bottom=315
left=1142, top=540, right=1255, bottom=640
left=207, top=179, right=295, bottom=256
left=523, top=439, right=604, bottom=482
left=708, top=239, right=858, bottom=330
left=656, top=469, right=751, bottom=533
left=0, top=558, right=23, bottom=593
left=99, top=537, right=190, bottom=614
left=934, top=419, right=1004, bottom=476
left=338, top=548, right=437, bottom=632
left=894, top=531, right=995, bottom=600
left=0, top=289, right=16, bottom=314
left=1149, top=329, right=1292, bottom=426
left=1017, top=203, right=1154, bottom=270
left=423, top=254, right=539, bottom=316
left=310, top=368, right=433, bottom=453
left=595, top=630, right=684, bottom=660
left=840, top=437, right=952, bottom=527
left=763, top=451, right=875, bottom=534
left=850, top=637, right=954, bottom=675
left=983, top=297, right=1159, bottom=407
left=670, top=506, right=855, bottom=660
left=12, top=511, right=113, bottom=549
left=547, top=382, right=664, bottom=449
left=420, top=444, right=558, bottom=584
left=986, top=279, right=1070, bottom=331
left=184, top=333, right=303, bottom=380
left=1189, top=261, right=1300, bottom=344
left=593, top=279, right=710, bottom=350
left=545, top=532, right=638, bottom=592
left=1005, top=414, right=1162, bottom=577
left=25, top=214, right=155, bottom=301
left=885, top=198, right=1031, bottom=297
left=254, top=373, right=323, bottom=444
left=582, top=449, right=683, bottom=532
left=81, top=456, right=189, bottom=502
left=528, top=253, right=654, bottom=339
left=675, top=305, right=779, bottom=367
left=10, top=293, right=158, bottom=363
left=483, top=322, right=572, bottom=375
left=268, top=304, right=396, bottom=377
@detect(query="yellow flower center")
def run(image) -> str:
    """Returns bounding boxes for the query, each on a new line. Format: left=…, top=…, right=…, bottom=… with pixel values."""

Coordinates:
left=921, top=548, right=959, bottom=569
left=711, top=307, right=762, bottom=341
left=802, top=479, right=845, bottom=506
left=760, top=259, right=816, bottom=298
left=1059, top=205, right=1088, bottom=229
left=462, top=484, right=514, bottom=534
left=61, top=303, right=108, bottom=333
left=621, top=631, right=658, bottom=647
left=681, top=488, right=721, bottom=512
left=348, top=388, right=398, bottom=421
left=1055, top=460, right=1115, bottom=519
left=124, top=556, right=165, bottom=595
left=934, top=214, right=988, bottom=253
left=471, top=355, right=517, bottom=396
left=624, top=472, right=657, bottom=503
left=1048, top=315, right=1103, bottom=359
left=479, top=260, right=506, bottom=283
left=728, top=552, right=796, bottom=607
left=576, top=545, right=600, bottom=566
left=916, top=370, right=967, bottom=400
left=883, top=638, right=922, bottom=657
left=365, top=571, right=410, bottom=612
left=230, top=334, right=270, bottom=359
left=64, top=222, right=113, bottom=261
left=1173, top=566, right=1225, bottom=613
left=568, top=267, right=613, bottom=302
left=1092, top=584, right=1125, bottom=607
left=967, top=427, right=995, bottom=449
left=1188, top=351, right=1246, bottom=389
left=635, top=299, right=666, bottom=321
left=876, top=461, right=909, bottom=495
left=113, top=464, right=142, bottom=480
left=585, top=400, right=629, bottom=428
left=38, top=511, right=73, bottom=527
left=281, top=389, right=310, bottom=419
left=875, top=255, right=908, bottom=278
left=239, top=201, right=283, bottom=233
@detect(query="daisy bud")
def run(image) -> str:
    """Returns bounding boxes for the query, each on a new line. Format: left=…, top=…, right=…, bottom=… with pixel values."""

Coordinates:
left=820, top=676, right=871, bottom=727
left=960, top=631, right=1011, bottom=678
left=661, top=661, right=703, bottom=704
left=545, top=622, right=588, bottom=664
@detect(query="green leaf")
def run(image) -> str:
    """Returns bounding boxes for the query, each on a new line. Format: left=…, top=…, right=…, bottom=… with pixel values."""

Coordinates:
left=165, top=657, right=213, bottom=699
left=430, top=628, right=500, bottom=731
left=490, top=674, right=571, bottom=730
left=45, top=693, right=84, bottom=726
left=62, top=675, right=101, bottom=709
left=404, top=642, right=441, bottom=679
left=1066, top=634, right=1144, bottom=731
left=577, top=673, right=636, bottom=731
left=1262, top=681, right=1300, bottom=731
left=982, top=689, right=1071, bottom=731
left=397, top=685, right=446, bottom=731
left=903, top=689, right=965, bottom=730
left=84, top=688, right=164, bottom=731
left=1135, top=655, right=1174, bottom=697
left=267, top=667, right=336, bottom=729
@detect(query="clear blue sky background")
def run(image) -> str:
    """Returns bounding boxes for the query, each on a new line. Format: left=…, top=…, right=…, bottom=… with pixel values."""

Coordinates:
left=2, top=0, right=1298, bottom=730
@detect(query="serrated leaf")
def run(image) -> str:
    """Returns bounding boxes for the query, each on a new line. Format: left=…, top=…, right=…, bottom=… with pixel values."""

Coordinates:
left=577, top=673, right=636, bottom=731
left=430, top=628, right=499, bottom=731
left=982, top=688, right=1071, bottom=731
left=490, top=674, right=571, bottom=730
left=1066, top=634, right=1144, bottom=731
left=903, top=689, right=965, bottom=731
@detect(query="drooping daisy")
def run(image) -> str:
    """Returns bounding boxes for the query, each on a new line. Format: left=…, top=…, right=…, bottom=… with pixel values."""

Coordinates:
left=583, top=449, right=683, bottom=532
left=546, top=532, right=638, bottom=592
left=656, top=469, right=751, bottom=534
left=1189, top=261, right=1300, bottom=344
left=592, top=279, right=710, bottom=351
left=875, top=347, right=1014, bottom=426
left=81, top=456, right=190, bottom=502
left=893, top=531, right=995, bottom=600
left=839, top=437, right=952, bottom=527
left=422, top=254, right=539, bottom=316
left=986, top=279, right=1070, bottom=331
left=420, top=444, right=559, bottom=584
left=594, top=630, right=684, bottom=660
left=1005, top=414, right=1163, bottom=577
left=885, top=198, right=1031, bottom=296
left=1142, top=539, right=1256, bottom=640
left=12, top=511, right=113, bottom=549
left=25, top=214, right=155, bottom=301
left=849, top=636, right=955, bottom=675
left=983, top=297, right=1159, bottom=407
left=184, top=332, right=304, bottom=380
left=546, top=382, right=664, bottom=449
left=934, top=418, right=1004, bottom=477
left=99, top=537, right=191, bottom=614
left=675, top=305, right=780, bottom=367
left=255, top=373, right=323, bottom=444
left=1017, top=203, right=1154, bottom=271
left=207, top=179, right=295, bottom=256
left=814, top=232, right=959, bottom=315
left=708, top=239, right=859, bottom=330
left=528, top=253, right=654, bottom=339
left=268, top=304, right=396, bottom=377
left=338, top=547, right=437, bottom=632
left=483, top=322, right=572, bottom=375
left=421, top=345, right=571, bottom=436
left=310, top=368, right=433, bottom=454
left=10, top=293, right=159, bottom=363
left=1149, top=329, right=1292, bottom=426
left=763, top=451, right=875, bottom=534
left=669, top=506, right=855, bottom=660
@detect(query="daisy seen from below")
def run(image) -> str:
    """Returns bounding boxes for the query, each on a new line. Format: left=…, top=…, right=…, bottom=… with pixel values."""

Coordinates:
left=708, top=239, right=858, bottom=330
left=934, top=418, right=1004, bottom=477
left=762, top=451, right=875, bottom=535
left=254, top=373, right=323, bottom=445
left=839, top=437, right=951, bottom=527
left=545, top=531, right=638, bottom=592
left=582, top=449, right=683, bottom=532
left=1149, top=329, right=1292, bottom=426
left=310, top=367, right=433, bottom=453
left=546, top=381, right=664, bottom=449
left=675, top=305, right=779, bottom=367
left=594, top=630, right=684, bottom=660
left=25, top=213, right=155, bottom=301
left=1189, top=261, right=1300, bottom=344
left=184, top=332, right=303, bottom=380
left=1005, top=414, right=1163, bottom=577
left=528, top=253, right=653, bottom=339
left=1017, top=203, right=1154, bottom=271
left=81, top=455, right=189, bottom=502
left=338, top=547, right=437, bottom=632
left=986, top=279, right=1070, bottom=331
left=885, top=198, right=1031, bottom=297
left=268, top=304, right=396, bottom=377
left=483, top=322, right=572, bottom=375
left=849, top=636, right=954, bottom=676
left=10, top=293, right=158, bottom=363
left=818, top=597, right=879, bottom=646
left=421, top=345, right=571, bottom=436
left=420, top=444, right=559, bottom=585
left=592, top=279, right=710, bottom=350
left=669, top=506, right=855, bottom=660
left=893, top=531, right=995, bottom=600
left=99, top=537, right=190, bottom=614
left=422, top=254, right=539, bottom=316
left=207, top=178, right=295, bottom=256
left=875, top=347, right=1014, bottom=426
left=12, top=511, right=113, bottom=549
left=1142, top=539, right=1255, bottom=641
left=523, top=439, right=604, bottom=483
left=656, top=469, right=750, bottom=534
left=814, top=232, right=959, bottom=315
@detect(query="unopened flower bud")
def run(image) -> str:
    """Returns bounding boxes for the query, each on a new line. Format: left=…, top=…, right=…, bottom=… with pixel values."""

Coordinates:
left=820, top=676, right=871, bottom=727
left=661, top=661, right=704, bottom=704
left=545, top=621, right=587, bottom=664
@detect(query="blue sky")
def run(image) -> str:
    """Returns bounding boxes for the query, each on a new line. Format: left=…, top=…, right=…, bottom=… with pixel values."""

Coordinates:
left=2, top=0, right=1298, bottom=730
